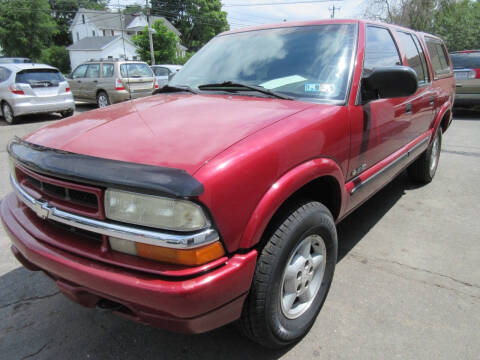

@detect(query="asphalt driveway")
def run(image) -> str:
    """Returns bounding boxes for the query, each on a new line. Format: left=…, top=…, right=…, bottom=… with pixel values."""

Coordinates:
left=0, top=107, right=478, bottom=359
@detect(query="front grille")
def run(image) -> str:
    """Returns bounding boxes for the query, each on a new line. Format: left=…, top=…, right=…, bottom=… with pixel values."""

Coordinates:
left=16, top=165, right=105, bottom=220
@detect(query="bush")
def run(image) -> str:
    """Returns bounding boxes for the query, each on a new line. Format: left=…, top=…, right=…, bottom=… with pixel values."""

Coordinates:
left=39, top=45, right=70, bottom=73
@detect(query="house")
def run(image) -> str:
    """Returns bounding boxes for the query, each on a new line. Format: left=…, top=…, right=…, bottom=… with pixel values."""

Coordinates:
left=67, top=8, right=186, bottom=70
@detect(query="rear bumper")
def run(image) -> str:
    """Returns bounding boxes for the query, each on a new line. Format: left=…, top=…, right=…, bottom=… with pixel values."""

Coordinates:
left=1, top=193, right=257, bottom=333
left=11, top=95, right=75, bottom=116
left=454, top=93, right=480, bottom=106
left=110, top=90, right=153, bottom=104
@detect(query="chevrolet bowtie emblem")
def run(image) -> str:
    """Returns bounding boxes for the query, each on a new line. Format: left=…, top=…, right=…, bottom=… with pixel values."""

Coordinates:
left=32, top=201, right=50, bottom=220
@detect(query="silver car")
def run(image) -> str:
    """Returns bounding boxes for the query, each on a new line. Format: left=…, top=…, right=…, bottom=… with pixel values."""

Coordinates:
left=0, top=63, right=75, bottom=124
left=151, top=64, right=182, bottom=88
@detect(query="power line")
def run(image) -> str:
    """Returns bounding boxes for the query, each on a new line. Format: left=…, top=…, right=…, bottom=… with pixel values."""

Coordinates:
left=223, top=0, right=343, bottom=7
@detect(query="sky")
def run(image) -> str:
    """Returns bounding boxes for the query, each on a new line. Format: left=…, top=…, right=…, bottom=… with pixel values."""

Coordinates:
left=115, top=0, right=367, bottom=30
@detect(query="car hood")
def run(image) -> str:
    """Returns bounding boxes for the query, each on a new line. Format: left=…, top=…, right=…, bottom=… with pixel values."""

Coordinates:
left=23, top=94, right=314, bottom=174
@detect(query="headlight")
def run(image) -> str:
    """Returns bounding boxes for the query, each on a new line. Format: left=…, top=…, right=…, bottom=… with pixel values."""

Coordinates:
left=104, top=189, right=209, bottom=231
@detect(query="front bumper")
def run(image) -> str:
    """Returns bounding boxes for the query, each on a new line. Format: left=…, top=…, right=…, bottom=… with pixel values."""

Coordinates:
left=1, top=193, right=257, bottom=333
left=11, top=94, right=75, bottom=116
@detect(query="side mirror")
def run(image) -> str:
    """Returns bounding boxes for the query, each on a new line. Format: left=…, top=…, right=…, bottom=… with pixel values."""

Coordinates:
left=361, top=66, right=418, bottom=104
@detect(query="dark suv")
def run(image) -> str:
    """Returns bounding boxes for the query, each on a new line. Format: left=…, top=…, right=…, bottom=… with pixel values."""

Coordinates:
left=450, top=50, right=480, bottom=107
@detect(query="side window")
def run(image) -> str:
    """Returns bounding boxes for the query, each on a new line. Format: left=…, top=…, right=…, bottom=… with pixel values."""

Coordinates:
left=154, top=67, right=169, bottom=76
left=85, top=64, right=100, bottom=78
left=396, top=31, right=428, bottom=85
left=0, top=67, right=11, bottom=82
left=425, top=38, right=451, bottom=77
left=72, top=64, right=88, bottom=79
left=102, top=63, right=114, bottom=77
left=412, top=35, right=430, bottom=82
left=364, top=26, right=402, bottom=72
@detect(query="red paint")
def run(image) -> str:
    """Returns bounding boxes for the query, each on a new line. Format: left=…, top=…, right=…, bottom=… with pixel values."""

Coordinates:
left=1, top=19, right=455, bottom=333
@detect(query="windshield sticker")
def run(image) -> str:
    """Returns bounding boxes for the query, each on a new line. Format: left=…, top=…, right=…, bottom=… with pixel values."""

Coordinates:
left=260, top=75, right=306, bottom=90
left=304, top=83, right=335, bottom=94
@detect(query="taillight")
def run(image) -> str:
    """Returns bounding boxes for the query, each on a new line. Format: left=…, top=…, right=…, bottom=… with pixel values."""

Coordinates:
left=154, top=77, right=159, bottom=89
left=65, top=87, right=71, bottom=92
left=10, top=84, right=24, bottom=95
left=115, top=78, right=125, bottom=91
left=473, top=69, right=480, bottom=79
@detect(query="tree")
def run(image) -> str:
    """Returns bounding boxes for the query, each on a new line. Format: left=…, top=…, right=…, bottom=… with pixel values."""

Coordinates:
left=48, top=0, right=108, bottom=47
left=150, top=0, right=229, bottom=51
left=40, top=45, right=70, bottom=73
left=132, top=19, right=179, bottom=64
left=0, top=0, right=57, bottom=60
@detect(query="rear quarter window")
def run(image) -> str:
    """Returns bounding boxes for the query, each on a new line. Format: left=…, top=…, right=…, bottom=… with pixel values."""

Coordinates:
left=0, top=67, right=11, bottom=82
left=425, top=37, right=451, bottom=77
left=15, top=69, right=64, bottom=86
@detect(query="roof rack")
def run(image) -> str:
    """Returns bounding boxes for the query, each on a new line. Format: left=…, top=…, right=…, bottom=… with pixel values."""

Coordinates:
left=87, top=56, right=141, bottom=62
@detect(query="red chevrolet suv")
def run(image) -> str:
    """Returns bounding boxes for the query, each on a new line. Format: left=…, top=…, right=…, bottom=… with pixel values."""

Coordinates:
left=1, top=20, right=454, bottom=348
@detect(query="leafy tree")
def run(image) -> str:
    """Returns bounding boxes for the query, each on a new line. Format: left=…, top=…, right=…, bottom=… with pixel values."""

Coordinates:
left=0, top=0, right=57, bottom=60
left=150, top=0, right=229, bottom=51
left=124, top=4, right=144, bottom=15
left=132, top=19, right=179, bottom=64
left=40, top=45, right=70, bottom=73
left=48, top=0, right=108, bottom=46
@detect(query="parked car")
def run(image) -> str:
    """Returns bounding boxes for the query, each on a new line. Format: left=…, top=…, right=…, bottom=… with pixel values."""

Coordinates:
left=0, top=63, right=75, bottom=124
left=2, top=20, right=454, bottom=348
left=0, top=57, right=32, bottom=64
left=151, top=64, right=182, bottom=88
left=450, top=50, right=480, bottom=107
left=67, top=59, right=157, bottom=108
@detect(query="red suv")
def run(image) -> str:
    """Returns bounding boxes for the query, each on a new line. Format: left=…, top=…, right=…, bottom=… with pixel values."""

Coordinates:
left=1, top=20, right=454, bottom=348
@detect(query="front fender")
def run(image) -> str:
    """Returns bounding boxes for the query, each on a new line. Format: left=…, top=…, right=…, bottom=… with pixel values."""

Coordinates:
left=238, top=158, right=346, bottom=249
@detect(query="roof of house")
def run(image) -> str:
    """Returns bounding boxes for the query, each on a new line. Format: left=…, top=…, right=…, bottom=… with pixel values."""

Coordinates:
left=72, top=9, right=180, bottom=36
left=67, top=36, right=133, bottom=51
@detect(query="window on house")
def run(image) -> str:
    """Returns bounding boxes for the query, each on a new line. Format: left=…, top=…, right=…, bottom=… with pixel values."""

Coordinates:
left=82, top=14, right=85, bottom=24
left=92, top=30, right=95, bottom=37
left=103, top=30, right=106, bottom=36
left=76, top=32, right=79, bottom=41
left=111, top=30, right=114, bottom=36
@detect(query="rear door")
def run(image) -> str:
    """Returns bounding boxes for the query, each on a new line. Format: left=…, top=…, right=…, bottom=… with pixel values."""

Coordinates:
left=120, top=63, right=155, bottom=93
left=395, top=31, right=435, bottom=139
left=70, top=64, right=88, bottom=99
left=100, top=63, right=115, bottom=94
left=83, top=63, right=101, bottom=101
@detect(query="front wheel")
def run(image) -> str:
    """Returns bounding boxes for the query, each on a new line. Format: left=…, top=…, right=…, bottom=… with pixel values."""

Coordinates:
left=408, top=128, right=442, bottom=183
left=239, top=201, right=337, bottom=348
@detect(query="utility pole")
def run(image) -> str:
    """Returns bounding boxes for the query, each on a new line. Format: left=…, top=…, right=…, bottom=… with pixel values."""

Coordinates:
left=329, top=1, right=340, bottom=19
left=146, top=0, right=155, bottom=65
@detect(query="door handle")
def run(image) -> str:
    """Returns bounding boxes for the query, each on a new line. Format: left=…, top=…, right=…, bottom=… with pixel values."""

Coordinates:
left=429, top=96, right=435, bottom=105
left=406, top=103, right=412, bottom=114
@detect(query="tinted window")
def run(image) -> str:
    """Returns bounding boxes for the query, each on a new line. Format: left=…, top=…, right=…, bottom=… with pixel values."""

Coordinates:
left=16, top=69, right=63, bottom=87
left=86, top=64, right=100, bottom=78
left=397, top=31, right=428, bottom=84
left=120, top=63, right=153, bottom=78
left=153, top=67, right=169, bottom=76
left=364, top=26, right=401, bottom=72
left=412, top=35, right=430, bottom=82
left=72, top=64, right=88, bottom=79
left=102, top=63, right=114, bottom=77
left=425, top=38, right=451, bottom=76
left=0, top=67, right=11, bottom=82
left=450, top=53, right=480, bottom=69
left=171, top=24, right=357, bottom=103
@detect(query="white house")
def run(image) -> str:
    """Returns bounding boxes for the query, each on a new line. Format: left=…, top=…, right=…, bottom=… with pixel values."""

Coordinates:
left=67, top=8, right=186, bottom=70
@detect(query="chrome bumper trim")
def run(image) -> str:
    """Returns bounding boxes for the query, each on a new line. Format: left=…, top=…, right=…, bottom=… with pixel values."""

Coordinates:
left=11, top=175, right=219, bottom=249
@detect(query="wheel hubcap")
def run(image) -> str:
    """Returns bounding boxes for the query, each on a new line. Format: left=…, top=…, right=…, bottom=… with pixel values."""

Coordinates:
left=3, top=105, right=12, bottom=122
left=98, top=95, right=108, bottom=108
left=430, top=135, right=440, bottom=175
left=280, top=234, right=326, bottom=319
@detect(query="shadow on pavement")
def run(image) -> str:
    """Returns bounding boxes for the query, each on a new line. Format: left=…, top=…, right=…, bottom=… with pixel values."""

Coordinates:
left=452, top=107, right=480, bottom=120
left=0, top=171, right=420, bottom=359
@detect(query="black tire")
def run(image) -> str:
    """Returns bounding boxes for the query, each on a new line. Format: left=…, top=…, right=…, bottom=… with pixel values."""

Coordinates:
left=408, top=128, right=442, bottom=184
left=2, top=101, right=15, bottom=124
left=60, top=109, right=74, bottom=118
left=96, top=91, right=110, bottom=108
left=239, top=201, right=337, bottom=348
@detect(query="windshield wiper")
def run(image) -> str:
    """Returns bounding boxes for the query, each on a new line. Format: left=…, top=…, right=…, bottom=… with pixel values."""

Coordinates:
left=153, top=84, right=198, bottom=95
left=198, top=81, right=293, bottom=100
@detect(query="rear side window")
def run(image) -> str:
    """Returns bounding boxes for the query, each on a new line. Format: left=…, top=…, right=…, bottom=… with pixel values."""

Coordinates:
left=396, top=31, right=429, bottom=84
left=425, top=38, right=451, bottom=76
left=450, top=53, right=480, bottom=69
left=16, top=69, right=63, bottom=87
left=153, top=67, right=169, bottom=76
left=120, top=63, right=153, bottom=78
left=102, top=63, right=114, bottom=77
left=85, top=64, right=100, bottom=78
left=364, top=26, right=402, bottom=72
left=0, top=66, right=11, bottom=82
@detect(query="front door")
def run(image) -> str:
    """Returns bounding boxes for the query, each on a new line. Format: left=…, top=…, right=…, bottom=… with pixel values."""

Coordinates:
left=70, top=64, right=88, bottom=100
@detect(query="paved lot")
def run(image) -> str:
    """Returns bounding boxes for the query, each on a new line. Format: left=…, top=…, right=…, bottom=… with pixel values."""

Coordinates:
left=0, top=106, right=479, bottom=359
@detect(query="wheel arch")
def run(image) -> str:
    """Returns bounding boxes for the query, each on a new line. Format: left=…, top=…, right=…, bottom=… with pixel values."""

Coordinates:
left=433, top=101, right=453, bottom=135
left=238, top=158, right=346, bottom=250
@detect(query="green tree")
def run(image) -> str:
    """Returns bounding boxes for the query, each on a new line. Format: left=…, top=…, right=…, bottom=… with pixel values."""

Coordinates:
left=48, top=0, right=108, bottom=47
left=150, top=0, right=229, bottom=51
left=132, top=19, right=179, bottom=64
left=0, top=0, right=57, bottom=60
left=40, top=45, right=70, bottom=73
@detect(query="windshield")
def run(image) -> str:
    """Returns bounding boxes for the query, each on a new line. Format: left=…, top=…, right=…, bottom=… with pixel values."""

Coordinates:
left=171, top=24, right=356, bottom=103
left=120, top=63, right=153, bottom=78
